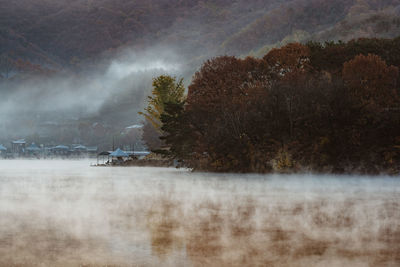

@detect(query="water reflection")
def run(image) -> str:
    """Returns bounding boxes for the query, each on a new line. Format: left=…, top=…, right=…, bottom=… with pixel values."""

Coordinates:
left=0, top=160, right=399, bottom=266
left=146, top=197, right=183, bottom=257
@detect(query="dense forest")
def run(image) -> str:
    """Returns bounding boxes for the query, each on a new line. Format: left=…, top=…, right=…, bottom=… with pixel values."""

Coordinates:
left=1, top=0, right=400, bottom=72
left=146, top=37, right=400, bottom=174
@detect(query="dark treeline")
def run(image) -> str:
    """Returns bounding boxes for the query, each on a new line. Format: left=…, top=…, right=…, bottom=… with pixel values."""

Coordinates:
left=157, top=37, right=400, bottom=174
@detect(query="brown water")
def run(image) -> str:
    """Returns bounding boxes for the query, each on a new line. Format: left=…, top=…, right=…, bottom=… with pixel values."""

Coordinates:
left=0, top=160, right=399, bottom=266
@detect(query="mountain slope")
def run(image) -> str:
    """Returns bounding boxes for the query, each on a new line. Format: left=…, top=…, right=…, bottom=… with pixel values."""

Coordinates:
left=0, top=0, right=399, bottom=71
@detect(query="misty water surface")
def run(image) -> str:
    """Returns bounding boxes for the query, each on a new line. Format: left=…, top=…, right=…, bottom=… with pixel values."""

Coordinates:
left=0, top=160, right=399, bottom=266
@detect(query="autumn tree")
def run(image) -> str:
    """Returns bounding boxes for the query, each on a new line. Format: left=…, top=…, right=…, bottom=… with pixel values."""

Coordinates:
left=186, top=56, right=274, bottom=172
left=161, top=38, right=400, bottom=174
left=337, top=54, right=400, bottom=172
left=159, top=101, right=193, bottom=160
left=263, top=43, right=311, bottom=78
left=307, top=37, right=400, bottom=76
left=342, top=54, right=399, bottom=111
left=140, top=75, right=186, bottom=151
left=140, top=75, right=185, bottom=131
left=263, top=43, right=314, bottom=140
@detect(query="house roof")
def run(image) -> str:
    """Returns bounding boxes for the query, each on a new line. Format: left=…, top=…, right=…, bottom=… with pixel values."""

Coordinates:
left=12, top=139, right=26, bottom=144
left=110, top=148, right=129, bottom=157
left=0, top=144, right=7, bottom=151
left=87, top=146, right=98, bottom=152
left=54, top=145, right=69, bottom=150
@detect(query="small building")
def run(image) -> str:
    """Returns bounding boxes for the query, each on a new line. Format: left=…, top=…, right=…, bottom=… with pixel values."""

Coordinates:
left=0, top=144, right=7, bottom=157
left=11, top=139, right=26, bottom=155
left=87, top=146, right=98, bottom=156
left=73, top=145, right=87, bottom=155
left=74, top=144, right=87, bottom=151
left=26, top=143, right=41, bottom=156
left=52, top=145, right=69, bottom=155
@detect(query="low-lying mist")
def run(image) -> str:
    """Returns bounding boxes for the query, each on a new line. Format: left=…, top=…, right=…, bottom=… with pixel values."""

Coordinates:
left=0, top=160, right=399, bottom=266
left=0, top=47, right=184, bottom=140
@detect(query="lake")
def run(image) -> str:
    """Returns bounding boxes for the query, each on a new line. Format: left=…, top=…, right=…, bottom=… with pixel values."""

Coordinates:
left=0, top=160, right=399, bottom=266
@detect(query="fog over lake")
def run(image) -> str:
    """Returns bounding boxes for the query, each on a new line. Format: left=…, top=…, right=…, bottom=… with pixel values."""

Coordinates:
left=0, top=160, right=399, bottom=266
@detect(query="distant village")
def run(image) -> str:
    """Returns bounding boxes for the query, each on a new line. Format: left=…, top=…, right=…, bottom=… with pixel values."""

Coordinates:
left=0, top=123, right=151, bottom=164
left=0, top=139, right=98, bottom=158
left=0, top=138, right=152, bottom=166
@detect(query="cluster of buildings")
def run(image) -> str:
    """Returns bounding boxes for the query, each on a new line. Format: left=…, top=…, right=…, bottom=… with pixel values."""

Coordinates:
left=0, top=124, right=150, bottom=161
left=0, top=139, right=151, bottom=163
left=0, top=139, right=98, bottom=158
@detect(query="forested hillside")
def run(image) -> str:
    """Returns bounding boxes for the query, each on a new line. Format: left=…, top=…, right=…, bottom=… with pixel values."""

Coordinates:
left=223, top=0, right=400, bottom=56
left=0, top=0, right=282, bottom=68
left=1, top=0, right=400, bottom=71
left=157, top=37, right=400, bottom=174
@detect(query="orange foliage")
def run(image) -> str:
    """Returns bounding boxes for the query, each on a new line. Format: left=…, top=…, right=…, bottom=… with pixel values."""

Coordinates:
left=343, top=54, right=399, bottom=110
left=263, top=43, right=311, bottom=78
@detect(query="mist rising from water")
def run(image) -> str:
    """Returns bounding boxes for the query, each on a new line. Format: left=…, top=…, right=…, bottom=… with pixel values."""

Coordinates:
left=0, top=160, right=399, bottom=266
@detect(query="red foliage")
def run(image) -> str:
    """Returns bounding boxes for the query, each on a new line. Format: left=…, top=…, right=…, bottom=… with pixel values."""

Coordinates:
left=343, top=54, right=399, bottom=110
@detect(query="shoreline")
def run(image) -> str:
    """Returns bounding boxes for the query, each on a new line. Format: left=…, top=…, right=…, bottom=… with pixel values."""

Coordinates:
left=2, top=158, right=399, bottom=176
left=91, top=160, right=400, bottom=176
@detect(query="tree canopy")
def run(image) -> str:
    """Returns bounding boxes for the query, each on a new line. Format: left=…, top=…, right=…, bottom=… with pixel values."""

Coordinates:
left=140, top=75, right=186, bottom=151
left=157, top=37, right=400, bottom=174
left=140, top=75, right=185, bottom=131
